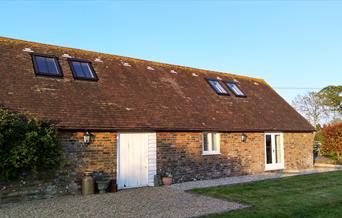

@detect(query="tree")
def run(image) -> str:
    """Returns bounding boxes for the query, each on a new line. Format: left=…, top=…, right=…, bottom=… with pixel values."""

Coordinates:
left=320, top=122, right=342, bottom=161
left=318, top=85, right=342, bottom=115
left=292, top=91, right=329, bottom=127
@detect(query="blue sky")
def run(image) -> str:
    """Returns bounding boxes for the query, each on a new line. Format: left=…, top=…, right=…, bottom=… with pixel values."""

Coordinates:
left=1, top=0, right=341, bottom=103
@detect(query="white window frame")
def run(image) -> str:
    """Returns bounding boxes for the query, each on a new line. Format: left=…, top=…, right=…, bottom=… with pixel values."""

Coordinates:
left=202, top=132, right=221, bottom=155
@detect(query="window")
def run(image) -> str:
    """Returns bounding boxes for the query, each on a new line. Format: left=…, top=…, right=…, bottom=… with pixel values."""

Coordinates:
left=206, top=79, right=229, bottom=95
left=31, top=54, right=63, bottom=77
left=224, top=82, right=246, bottom=97
left=202, top=132, right=220, bottom=155
left=68, top=59, right=98, bottom=81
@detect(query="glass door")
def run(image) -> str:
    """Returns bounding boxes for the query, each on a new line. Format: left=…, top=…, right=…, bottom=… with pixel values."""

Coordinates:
left=265, top=133, right=284, bottom=171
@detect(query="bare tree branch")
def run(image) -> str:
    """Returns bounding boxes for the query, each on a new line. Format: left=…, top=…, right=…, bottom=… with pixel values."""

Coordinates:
left=292, top=92, right=330, bottom=126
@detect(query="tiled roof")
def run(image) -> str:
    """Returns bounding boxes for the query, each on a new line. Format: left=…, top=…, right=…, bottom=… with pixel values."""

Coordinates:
left=0, top=37, right=314, bottom=132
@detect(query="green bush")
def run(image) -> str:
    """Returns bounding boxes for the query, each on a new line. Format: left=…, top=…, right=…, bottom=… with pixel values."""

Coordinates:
left=0, top=108, right=62, bottom=180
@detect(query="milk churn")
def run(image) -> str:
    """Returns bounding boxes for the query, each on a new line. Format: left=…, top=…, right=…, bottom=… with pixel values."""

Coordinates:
left=82, top=173, right=94, bottom=195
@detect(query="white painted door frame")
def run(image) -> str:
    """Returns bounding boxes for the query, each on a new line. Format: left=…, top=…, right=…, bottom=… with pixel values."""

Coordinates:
left=264, top=132, right=285, bottom=171
left=117, top=132, right=156, bottom=189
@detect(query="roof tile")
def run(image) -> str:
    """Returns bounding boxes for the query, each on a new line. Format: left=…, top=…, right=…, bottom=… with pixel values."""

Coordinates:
left=0, top=37, right=314, bottom=132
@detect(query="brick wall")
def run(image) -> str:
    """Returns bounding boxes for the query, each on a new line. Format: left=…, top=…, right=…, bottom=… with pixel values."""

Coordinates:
left=284, top=132, right=314, bottom=170
left=19, top=131, right=313, bottom=188
left=1, top=130, right=314, bottom=203
left=58, top=131, right=117, bottom=188
left=221, top=132, right=265, bottom=174
left=156, top=132, right=265, bottom=183
left=157, top=131, right=313, bottom=183
left=57, top=131, right=313, bottom=185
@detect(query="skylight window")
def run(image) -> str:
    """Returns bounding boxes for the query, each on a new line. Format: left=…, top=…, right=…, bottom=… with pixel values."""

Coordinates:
left=225, top=82, right=246, bottom=97
left=32, top=54, right=63, bottom=77
left=206, top=79, right=229, bottom=95
left=68, top=59, right=98, bottom=81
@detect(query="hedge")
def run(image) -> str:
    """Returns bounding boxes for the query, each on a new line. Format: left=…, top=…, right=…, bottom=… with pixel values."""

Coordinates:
left=320, top=122, right=342, bottom=161
left=0, top=108, right=61, bottom=180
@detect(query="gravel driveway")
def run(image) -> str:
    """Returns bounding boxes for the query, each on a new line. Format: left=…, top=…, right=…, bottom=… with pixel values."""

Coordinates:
left=2, top=168, right=339, bottom=218
left=0, top=186, right=244, bottom=218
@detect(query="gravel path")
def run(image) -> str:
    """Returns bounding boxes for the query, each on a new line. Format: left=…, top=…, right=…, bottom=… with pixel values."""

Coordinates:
left=172, top=167, right=342, bottom=191
left=0, top=186, right=245, bottom=218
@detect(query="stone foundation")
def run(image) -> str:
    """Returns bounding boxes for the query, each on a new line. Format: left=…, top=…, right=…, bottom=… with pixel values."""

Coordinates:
left=0, top=178, right=78, bottom=205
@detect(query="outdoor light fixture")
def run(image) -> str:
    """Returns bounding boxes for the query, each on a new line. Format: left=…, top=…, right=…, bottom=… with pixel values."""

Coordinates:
left=84, top=132, right=91, bottom=145
left=241, top=133, right=247, bottom=142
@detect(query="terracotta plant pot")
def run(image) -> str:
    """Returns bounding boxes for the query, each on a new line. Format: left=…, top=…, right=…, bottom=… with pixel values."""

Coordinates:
left=162, top=177, right=172, bottom=186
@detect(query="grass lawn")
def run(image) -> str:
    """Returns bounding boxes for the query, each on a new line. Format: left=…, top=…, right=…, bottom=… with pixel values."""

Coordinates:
left=192, top=171, right=342, bottom=218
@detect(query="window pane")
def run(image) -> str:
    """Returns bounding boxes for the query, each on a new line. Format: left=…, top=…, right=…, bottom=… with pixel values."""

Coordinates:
left=80, top=62, right=94, bottom=78
left=212, top=81, right=221, bottom=93
left=203, top=133, right=208, bottom=151
left=46, top=57, right=59, bottom=74
left=233, top=85, right=244, bottom=96
left=71, top=61, right=97, bottom=80
left=227, top=83, right=245, bottom=96
left=208, top=80, right=228, bottom=94
left=275, top=135, right=281, bottom=163
left=217, top=84, right=226, bottom=93
left=207, top=133, right=213, bottom=151
left=266, top=135, right=272, bottom=164
left=35, top=56, right=60, bottom=76
left=203, top=132, right=220, bottom=154
left=212, top=133, right=217, bottom=151
left=36, top=56, right=48, bottom=73
left=72, top=62, right=85, bottom=77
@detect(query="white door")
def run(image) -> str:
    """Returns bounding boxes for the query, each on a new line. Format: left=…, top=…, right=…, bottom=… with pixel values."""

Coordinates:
left=265, top=133, right=284, bottom=171
left=117, top=132, right=156, bottom=189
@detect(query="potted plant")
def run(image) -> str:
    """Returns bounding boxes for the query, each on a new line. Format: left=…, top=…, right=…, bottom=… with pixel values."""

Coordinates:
left=161, top=171, right=173, bottom=186
left=91, top=171, right=111, bottom=194
left=96, top=176, right=111, bottom=193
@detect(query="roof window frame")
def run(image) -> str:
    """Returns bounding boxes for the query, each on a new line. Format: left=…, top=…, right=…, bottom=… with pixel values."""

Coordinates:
left=67, top=58, right=99, bottom=81
left=224, top=80, right=246, bottom=97
left=205, top=78, right=230, bottom=96
left=31, top=53, right=64, bottom=78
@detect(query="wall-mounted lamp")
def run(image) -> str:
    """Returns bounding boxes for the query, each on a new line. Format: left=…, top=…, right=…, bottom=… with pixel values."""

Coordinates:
left=241, top=133, right=247, bottom=142
left=84, top=131, right=91, bottom=145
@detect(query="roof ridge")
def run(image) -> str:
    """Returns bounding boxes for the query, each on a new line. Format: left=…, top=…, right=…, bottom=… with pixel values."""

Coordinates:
left=0, top=36, right=266, bottom=84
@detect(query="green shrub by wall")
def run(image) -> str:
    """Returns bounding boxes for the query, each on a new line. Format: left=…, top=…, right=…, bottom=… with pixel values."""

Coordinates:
left=0, top=108, right=62, bottom=180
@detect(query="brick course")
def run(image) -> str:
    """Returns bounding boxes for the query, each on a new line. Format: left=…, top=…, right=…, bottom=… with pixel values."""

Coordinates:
left=58, top=131, right=117, bottom=185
